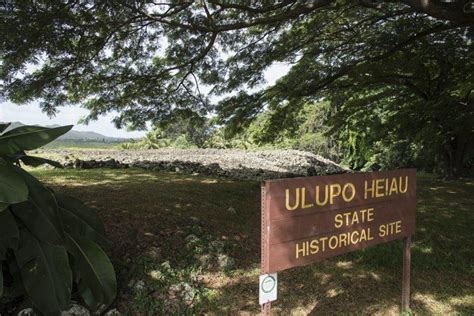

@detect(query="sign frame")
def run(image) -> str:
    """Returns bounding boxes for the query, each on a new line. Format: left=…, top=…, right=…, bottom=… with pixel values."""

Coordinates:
left=260, top=169, right=416, bottom=314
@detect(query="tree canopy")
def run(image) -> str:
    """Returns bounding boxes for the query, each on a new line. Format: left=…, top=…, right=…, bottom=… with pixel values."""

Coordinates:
left=1, top=1, right=473, bottom=175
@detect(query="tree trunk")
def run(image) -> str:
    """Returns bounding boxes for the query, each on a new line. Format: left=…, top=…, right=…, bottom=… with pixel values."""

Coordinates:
left=443, top=134, right=470, bottom=178
left=443, top=146, right=455, bottom=178
left=453, top=135, right=467, bottom=176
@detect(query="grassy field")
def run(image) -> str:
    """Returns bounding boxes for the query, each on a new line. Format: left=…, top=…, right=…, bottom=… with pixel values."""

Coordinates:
left=44, top=140, right=126, bottom=149
left=31, top=168, right=474, bottom=315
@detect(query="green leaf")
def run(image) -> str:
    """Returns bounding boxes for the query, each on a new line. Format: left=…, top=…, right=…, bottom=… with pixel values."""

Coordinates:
left=56, top=193, right=108, bottom=246
left=15, top=230, right=72, bottom=314
left=0, top=123, right=11, bottom=134
left=65, top=234, right=116, bottom=310
left=2, top=260, right=25, bottom=300
left=0, top=164, right=28, bottom=205
left=11, top=167, right=63, bottom=244
left=0, top=125, right=73, bottom=154
left=77, top=281, right=95, bottom=309
left=0, top=208, right=19, bottom=259
left=10, top=202, right=63, bottom=245
left=20, top=155, right=63, bottom=168
left=0, top=202, right=8, bottom=211
left=13, top=166, right=58, bottom=218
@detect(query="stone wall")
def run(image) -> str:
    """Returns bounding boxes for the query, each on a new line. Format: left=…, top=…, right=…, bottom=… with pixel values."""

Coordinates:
left=35, top=148, right=349, bottom=180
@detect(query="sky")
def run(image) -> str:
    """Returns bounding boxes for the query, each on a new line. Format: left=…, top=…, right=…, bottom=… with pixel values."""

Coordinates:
left=0, top=63, right=290, bottom=138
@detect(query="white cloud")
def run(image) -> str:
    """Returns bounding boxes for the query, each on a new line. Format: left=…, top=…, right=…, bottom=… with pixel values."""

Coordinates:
left=265, top=62, right=291, bottom=86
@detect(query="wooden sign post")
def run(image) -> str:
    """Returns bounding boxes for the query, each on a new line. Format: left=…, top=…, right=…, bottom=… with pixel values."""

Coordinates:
left=260, top=169, right=416, bottom=314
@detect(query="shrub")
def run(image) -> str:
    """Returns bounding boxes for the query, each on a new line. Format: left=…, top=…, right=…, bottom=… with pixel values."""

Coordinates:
left=362, top=140, right=415, bottom=171
left=0, top=123, right=116, bottom=314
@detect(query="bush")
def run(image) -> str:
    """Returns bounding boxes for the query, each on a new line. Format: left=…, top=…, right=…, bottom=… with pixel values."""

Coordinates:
left=0, top=123, right=116, bottom=314
left=362, top=140, right=415, bottom=171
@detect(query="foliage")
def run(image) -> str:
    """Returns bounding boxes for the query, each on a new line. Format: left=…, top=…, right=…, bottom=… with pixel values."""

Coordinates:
left=276, top=102, right=340, bottom=161
left=1, top=2, right=472, bottom=175
left=0, top=123, right=116, bottom=314
left=124, top=101, right=342, bottom=161
left=323, top=27, right=474, bottom=176
left=0, top=1, right=469, bottom=127
left=207, top=102, right=341, bottom=160
left=361, top=140, right=416, bottom=172
left=121, top=117, right=211, bottom=150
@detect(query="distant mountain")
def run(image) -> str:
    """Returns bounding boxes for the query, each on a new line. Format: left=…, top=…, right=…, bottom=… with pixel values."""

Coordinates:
left=2, top=121, right=129, bottom=142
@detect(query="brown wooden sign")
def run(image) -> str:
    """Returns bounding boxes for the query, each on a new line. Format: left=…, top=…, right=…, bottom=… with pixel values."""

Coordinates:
left=261, top=169, right=416, bottom=273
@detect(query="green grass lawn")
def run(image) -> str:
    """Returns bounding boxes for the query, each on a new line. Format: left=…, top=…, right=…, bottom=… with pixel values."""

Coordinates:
left=31, top=168, right=474, bottom=315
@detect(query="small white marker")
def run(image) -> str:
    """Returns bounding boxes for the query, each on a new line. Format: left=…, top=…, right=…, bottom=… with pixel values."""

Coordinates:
left=259, top=273, right=277, bottom=305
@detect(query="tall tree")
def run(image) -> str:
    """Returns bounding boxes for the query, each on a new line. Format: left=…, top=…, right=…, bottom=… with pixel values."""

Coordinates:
left=249, top=6, right=473, bottom=176
left=325, top=34, right=474, bottom=176
left=1, top=1, right=472, bottom=174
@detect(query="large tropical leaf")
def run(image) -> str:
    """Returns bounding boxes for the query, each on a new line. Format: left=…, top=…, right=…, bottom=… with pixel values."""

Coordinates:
left=20, top=155, right=63, bottom=168
left=13, top=166, right=58, bottom=218
left=15, top=230, right=72, bottom=314
left=11, top=167, right=63, bottom=244
left=0, top=202, right=8, bottom=211
left=0, top=208, right=19, bottom=260
left=0, top=123, right=11, bottom=134
left=65, top=234, right=116, bottom=310
left=0, top=164, right=28, bottom=205
left=10, top=202, right=63, bottom=246
left=56, top=193, right=108, bottom=246
left=2, top=260, right=25, bottom=300
left=77, top=281, right=95, bottom=310
left=0, top=125, right=72, bottom=154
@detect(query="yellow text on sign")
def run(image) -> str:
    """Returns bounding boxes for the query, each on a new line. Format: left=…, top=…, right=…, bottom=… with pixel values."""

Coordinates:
left=294, top=204, right=403, bottom=259
left=284, top=176, right=409, bottom=211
